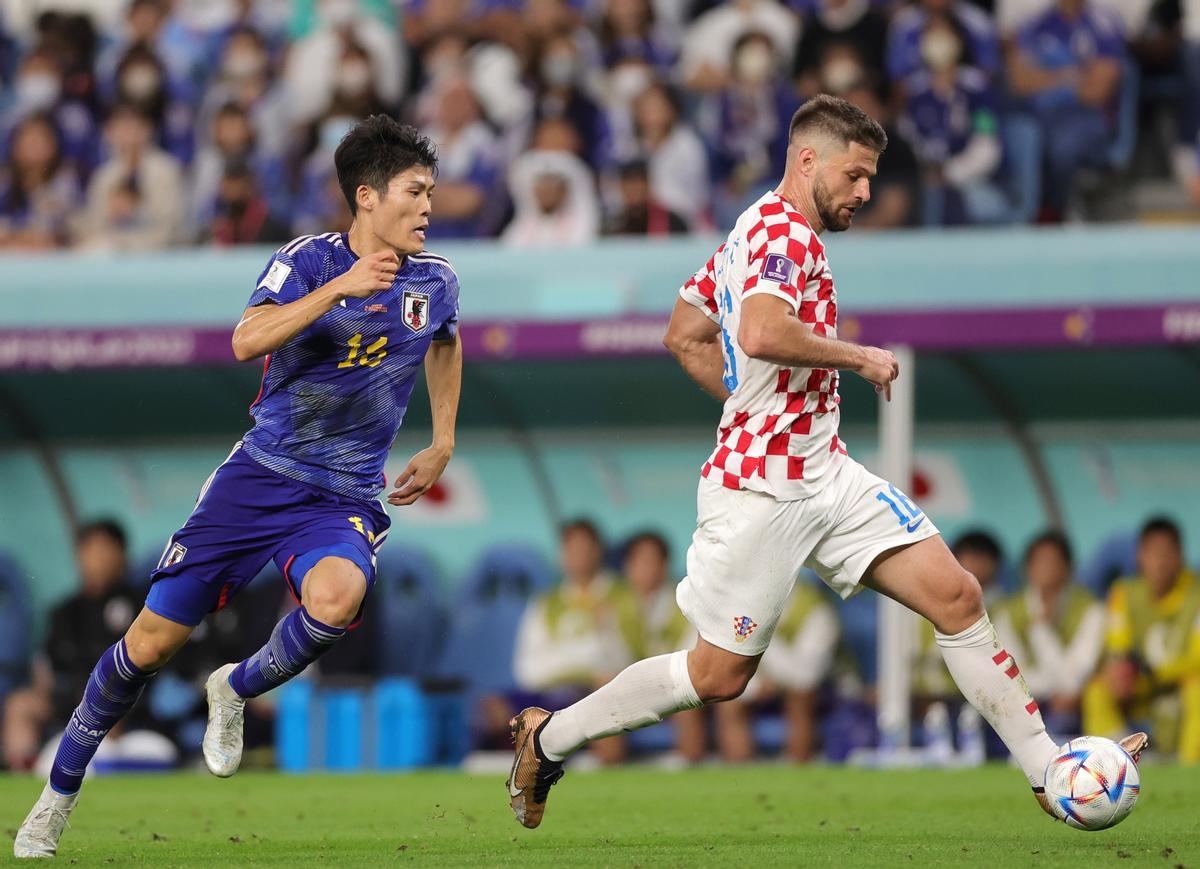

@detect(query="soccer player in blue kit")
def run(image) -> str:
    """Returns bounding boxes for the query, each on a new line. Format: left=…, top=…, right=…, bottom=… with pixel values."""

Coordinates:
left=14, top=116, right=462, bottom=859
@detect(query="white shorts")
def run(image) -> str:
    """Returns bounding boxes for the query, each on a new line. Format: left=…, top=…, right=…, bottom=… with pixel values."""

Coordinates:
left=676, top=457, right=939, bottom=656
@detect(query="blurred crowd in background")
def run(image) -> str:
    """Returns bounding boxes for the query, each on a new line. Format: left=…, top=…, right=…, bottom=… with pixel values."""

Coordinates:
left=1, top=512, right=1197, bottom=772
left=1, top=0, right=1200, bottom=252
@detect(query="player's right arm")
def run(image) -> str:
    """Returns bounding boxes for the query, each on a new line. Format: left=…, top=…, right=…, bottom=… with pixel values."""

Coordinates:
left=738, top=294, right=900, bottom=399
left=663, top=297, right=730, bottom=401
left=231, top=249, right=400, bottom=361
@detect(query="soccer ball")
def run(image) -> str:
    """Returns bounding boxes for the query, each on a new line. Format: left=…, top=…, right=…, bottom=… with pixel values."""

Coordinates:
left=1044, top=736, right=1141, bottom=831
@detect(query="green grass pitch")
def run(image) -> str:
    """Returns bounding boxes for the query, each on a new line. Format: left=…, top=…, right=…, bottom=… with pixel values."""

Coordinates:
left=3, top=764, right=1197, bottom=867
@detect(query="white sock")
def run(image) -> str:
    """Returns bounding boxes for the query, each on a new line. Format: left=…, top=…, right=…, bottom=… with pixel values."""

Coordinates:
left=936, top=614, right=1059, bottom=788
left=537, top=650, right=701, bottom=762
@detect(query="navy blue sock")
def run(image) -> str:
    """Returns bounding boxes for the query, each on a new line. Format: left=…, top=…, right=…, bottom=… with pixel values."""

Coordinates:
left=50, top=639, right=155, bottom=795
left=228, top=606, right=345, bottom=699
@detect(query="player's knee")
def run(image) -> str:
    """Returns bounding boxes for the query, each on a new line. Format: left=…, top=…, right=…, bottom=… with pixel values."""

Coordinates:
left=124, top=630, right=179, bottom=670
left=302, top=558, right=366, bottom=628
left=937, top=569, right=985, bottom=635
left=691, top=665, right=755, bottom=704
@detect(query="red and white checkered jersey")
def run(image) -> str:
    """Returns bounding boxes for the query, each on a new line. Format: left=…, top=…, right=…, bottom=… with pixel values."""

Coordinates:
left=679, top=190, right=847, bottom=500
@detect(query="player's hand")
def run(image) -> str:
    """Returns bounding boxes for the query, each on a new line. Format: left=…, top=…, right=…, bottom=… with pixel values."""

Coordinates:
left=340, top=250, right=399, bottom=298
left=388, top=445, right=452, bottom=506
left=854, top=346, right=899, bottom=401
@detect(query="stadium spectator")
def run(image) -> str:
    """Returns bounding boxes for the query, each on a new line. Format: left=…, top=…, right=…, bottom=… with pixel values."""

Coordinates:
left=189, top=101, right=287, bottom=232
left=679, top=0, right=798, bottom=93
left=502, top=149, right=601, bottom=247
left=0, top=112, right=82, bottom=249
left=421, top=75, right=501, bottom=238
left=1007, top=0, right=1126, bottom=218
left=714, top=580, right=839, bottom=762
left=110, top=42, right=195, bottom=163
left=532, top=32, right=611, bottom=170
left=282, top=0, right=405, bottom=126
left=291, top=114, right=356, bottom=236
left=621, top=531, right=704, bottom=762
left=886, top=0, right=1002, bottom=85
left=704, top=31, right=793, bottom=229
left=842, top=85, right=920, bottom=228
left=3, top=46, right=100, bottom=177
left=2, top=520, right=141, bottom=772
left=196, top=26, right=290, bottom=159
left=994, top=531, right=1104, bottom=735
left=897, top=18, right=1009, bottom=224
left=597, top=0, right=675, bottom=71
left=625, top=82, right=710, bottom=228
left=1182, top=0, right=1200, bottom=170
left=200, top=159, right=291, bottom=246
left=1084, top=517, right=1200, bottom=763
left=793, top=0, right=891, bottom=98
left=603, top=158, right=689, bottom=235
left=74, top=102, right=185, bottom=250
left=512, top=519, right=639, bottom=764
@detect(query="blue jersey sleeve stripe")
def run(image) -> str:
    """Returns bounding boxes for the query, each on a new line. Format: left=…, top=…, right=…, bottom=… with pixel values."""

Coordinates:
left=279, top=234, right=315, bottom=256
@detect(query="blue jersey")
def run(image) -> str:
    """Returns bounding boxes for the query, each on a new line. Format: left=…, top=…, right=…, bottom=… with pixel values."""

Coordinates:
left=240, top=232, right=459, bottom=500
left=901, top=67, right=998, bottom=163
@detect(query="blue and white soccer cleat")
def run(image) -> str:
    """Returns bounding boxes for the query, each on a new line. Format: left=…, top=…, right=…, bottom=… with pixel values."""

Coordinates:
left=202, top=663, right=245, bottom=778
left=13, top=782, right=78, bottom=858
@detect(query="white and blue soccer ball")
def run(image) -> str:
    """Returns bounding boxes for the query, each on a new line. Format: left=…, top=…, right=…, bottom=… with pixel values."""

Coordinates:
left=1044, top=736, right=1141, bottom=831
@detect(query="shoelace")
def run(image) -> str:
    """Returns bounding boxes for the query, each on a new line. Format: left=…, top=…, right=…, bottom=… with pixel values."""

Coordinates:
left=532, top=764, right=565, bottom=804
left=28, top=804, right=71, bottom=839
left=212, top=701, right=244, bottom=747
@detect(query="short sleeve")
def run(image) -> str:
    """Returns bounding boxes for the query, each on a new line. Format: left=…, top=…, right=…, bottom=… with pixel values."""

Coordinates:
left=246, top=249, right=314, bottom=308
left=678, top=242, right=724, bottom=323
left=1092, top=11, right=1126, bottom=59
left=432, top=269, right=460, bottom=341
left=742, top=222, right=815, bottom=312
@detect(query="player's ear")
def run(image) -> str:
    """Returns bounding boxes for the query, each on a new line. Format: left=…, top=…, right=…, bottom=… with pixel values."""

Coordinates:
left=355, top=184, right=377, bottom=213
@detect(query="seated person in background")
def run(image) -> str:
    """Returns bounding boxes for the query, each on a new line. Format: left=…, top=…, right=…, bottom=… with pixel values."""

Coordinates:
left=513, top=519, right=639, bottom=764
left=603, top=159, right=689, bottom=236
left=1007, top=0, right=1125, bottom=218
left=2, top=520, right=143, bottom=771
left=622, top=530, right=704, bottom=763
left=502, top=150, right=600, bottom=248
left=0, top=113, right=81, bottom=250
left=886, top=0, right=1002, bottom=86
left=714, top=578, right=839, bottom=763
left=913, top=529, right=1006, bottom=702
left=994, top=530, right=1104, bottom=735
left=200, top=160, right=291, bottom=247
left=1085, top=517, right=1200, bottom=763
left=898, top=18, right=1009, bottom=225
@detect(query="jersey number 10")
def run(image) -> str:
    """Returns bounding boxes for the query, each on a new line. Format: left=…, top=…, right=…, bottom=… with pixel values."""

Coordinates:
left=338, top=334, right=388, bottom=368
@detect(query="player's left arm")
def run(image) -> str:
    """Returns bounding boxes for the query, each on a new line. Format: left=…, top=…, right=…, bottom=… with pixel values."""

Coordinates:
left=664, top=297, right=730, bottom=401
left=388, top=331, right=462, bottom=507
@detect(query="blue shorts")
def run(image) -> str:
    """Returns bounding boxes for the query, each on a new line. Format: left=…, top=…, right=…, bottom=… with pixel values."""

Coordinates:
left=146, top=442, right=390, bottom=627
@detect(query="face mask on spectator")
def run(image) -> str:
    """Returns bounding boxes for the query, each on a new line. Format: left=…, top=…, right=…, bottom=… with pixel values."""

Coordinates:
left=16, top=73, right=61, bottom=110
left=541, top=52, right=579, bottom=88
left=224, top=50, right=266, bottom=80
left=122, top=65, right=162, bottom=100
left=734, top=43, right=774, bottom=85
left=609, top=65, right=652, bottom=106
left=822, top=56, right=864, bottom=95
left=919, top=30, right=960, bottom=72
left=337, top=60, right=372, bottom=96
left=320, top=116, right=356, bottom=152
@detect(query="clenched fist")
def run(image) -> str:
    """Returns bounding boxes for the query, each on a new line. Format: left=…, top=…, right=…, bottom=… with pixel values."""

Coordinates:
left=340, top=250, right=399, bottom=298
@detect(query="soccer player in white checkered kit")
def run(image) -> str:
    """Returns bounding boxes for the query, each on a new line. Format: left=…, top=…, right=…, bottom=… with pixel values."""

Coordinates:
left=506, top=95, right=1145, bottom=827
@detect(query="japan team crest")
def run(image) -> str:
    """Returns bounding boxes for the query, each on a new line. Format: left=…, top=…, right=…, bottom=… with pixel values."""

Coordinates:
left=402, top=291, right=430, bottom=332
left=733, top=615, right=758, bottom=644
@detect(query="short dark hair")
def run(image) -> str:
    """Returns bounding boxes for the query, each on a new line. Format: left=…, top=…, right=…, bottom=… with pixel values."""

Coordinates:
left=75, top=518, right=127, bottom=551
left=624, top=530, right=670, bottom=563
left=1140, top=515, right=1182, bottom=547
left=1024, top=529, right=1073, bottom=567
left=333, top=115, right=438, bottom=215
left=952, top=529, right=1003, bottom=563
left=560, top=517, right=602, bottom=545
left=788, top=94, right=887, bottom=154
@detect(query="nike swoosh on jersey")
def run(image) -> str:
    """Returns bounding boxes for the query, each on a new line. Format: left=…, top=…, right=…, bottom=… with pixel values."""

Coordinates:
left=508, top=745, right=525, bottom=797
left=906, top=517, right=926, bottom=533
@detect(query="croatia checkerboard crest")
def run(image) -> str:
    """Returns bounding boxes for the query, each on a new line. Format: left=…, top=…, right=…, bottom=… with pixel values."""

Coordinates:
left=733, top=615, right=758, bottom=643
